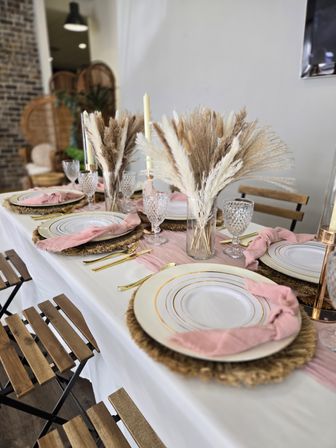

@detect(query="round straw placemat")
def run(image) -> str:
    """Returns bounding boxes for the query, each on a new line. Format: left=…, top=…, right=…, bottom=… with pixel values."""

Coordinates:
left=257, top=262, right=334, bottom=310
left=32, top=225, right=144, bottom=256
left=140, top=209, right=224, bottom=232
left=127, top=295, right=316, bottom=387
left=3, top=197, right=87, bottom=215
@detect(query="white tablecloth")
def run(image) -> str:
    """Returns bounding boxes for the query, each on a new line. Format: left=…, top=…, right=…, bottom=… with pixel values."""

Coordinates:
left=1, top=195, right=335, bottom=448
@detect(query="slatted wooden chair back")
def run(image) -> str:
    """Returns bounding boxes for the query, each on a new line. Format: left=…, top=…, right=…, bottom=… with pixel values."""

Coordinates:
left=38, top=388, right=166, bottom=448
left=238, top=184, right=309, bottom=231
left=49, top=71, right=77, bottom=94
left=0, top=294, right=99, bottom=398
left=20, top=95, right=74, bottom=152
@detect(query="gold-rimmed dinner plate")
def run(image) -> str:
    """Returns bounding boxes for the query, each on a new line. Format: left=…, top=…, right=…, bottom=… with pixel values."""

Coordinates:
left=9, top=189, right=85, bottom=208
left=38, top=211, right=135, bottom=242
left=133, top=263, right=301, bottom=362
left=165, top=200, right=187, bottom=221
left=260, top=241, right=324, bottom=284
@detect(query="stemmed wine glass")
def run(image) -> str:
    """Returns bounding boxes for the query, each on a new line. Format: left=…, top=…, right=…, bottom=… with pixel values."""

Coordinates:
left=78, top=171, right=98, bottom=210
left=222, top=198, right=254, bottom=258
left=143, top=192, right=169, bottom=245
left=319, top=250, right=336, bottom=350
left=62, top=159, right=80, bottom=189
left=120, top=171, right=137, bottom=212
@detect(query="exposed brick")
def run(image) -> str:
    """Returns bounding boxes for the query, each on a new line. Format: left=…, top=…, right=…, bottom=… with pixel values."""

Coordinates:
left=0, top=0, right=42, bottom=190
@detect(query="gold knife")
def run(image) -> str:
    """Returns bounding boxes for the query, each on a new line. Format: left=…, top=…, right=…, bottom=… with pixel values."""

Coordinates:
left=92, top=249, right=152, bottom=272
left=220, top=231, right=258, bottom=244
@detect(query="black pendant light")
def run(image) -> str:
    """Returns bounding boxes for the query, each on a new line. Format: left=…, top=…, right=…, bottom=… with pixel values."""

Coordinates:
left=64, top=2, right=88, bottom=32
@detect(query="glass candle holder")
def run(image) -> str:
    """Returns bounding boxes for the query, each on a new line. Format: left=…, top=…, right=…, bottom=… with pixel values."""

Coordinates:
left=317, top=149, right=336, bottom=242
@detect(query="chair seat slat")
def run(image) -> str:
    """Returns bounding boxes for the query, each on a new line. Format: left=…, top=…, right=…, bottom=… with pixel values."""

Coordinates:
left=23, top=307, right=75, bottom=373
left=0, top=253, right=20, bottom=286
left=38, top=429, right=65, bottom=448
left=63, top=415, right=97, bottom=448
left=5, top=249, right=32, bottom=282
left=0, top=323, right=33, bottom=397
left=38, top=300, right=93, bottom=362
left=53, top=294, right=99, bottom=352
left=87, top=401, right=131, bottom=448
left=6, top=314, right=55, bottom=385
left=109, top=388, right=166, bottom=448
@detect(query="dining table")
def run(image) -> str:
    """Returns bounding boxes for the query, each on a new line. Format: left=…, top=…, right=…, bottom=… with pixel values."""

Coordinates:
left=0, top=191, right=336, bottom=448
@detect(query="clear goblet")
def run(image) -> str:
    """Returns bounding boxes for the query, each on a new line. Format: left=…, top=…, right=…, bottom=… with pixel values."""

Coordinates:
left=222, top=198, right=254, bottom=259
left=143, top=192, right=169, bottom=245
left=78, top=171, right=98, bottom=210
left=319, top=250, right=336, bottom=350
left=62, top=159, right=80, bottom=189
left=120, top=171, right=137, bottom=212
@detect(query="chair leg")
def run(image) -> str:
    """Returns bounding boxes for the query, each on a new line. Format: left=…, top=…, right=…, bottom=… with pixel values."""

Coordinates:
left=0, top=395, right=67, bottom=426
left=35, top=359, right=88, bottom=442
left=0, top=282, right=23, bottom=319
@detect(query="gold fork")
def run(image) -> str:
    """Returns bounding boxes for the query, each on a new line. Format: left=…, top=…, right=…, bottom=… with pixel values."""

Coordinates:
left=92, top=249, right=152, bottom=272
left=220, top=232, right=258, bottom=244
left=83, top=242, right=139, bottom=265
left=118, top=262, right=176, bottom=291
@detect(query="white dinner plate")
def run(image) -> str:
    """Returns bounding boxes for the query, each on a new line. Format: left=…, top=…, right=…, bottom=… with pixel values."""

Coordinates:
left=9, top=189, right=85, bottom=208
left=165, top=200, right=187, bottom=220
left=260, top=241, right=324, bottom=284
left=38, top=211, right=134, bottom=242
left=133, top=263, right=301, bottom=362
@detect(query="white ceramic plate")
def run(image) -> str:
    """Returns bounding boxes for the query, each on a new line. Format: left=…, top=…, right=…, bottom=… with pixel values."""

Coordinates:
left=260, top=241, right=324, bottom=284
left=10, top=189, right=85, bottom=208
left=165, top=201, right=187, bottom=221
left=133, top=263, right=301, bottom=362
left=38, top=211, right=134, bottom=242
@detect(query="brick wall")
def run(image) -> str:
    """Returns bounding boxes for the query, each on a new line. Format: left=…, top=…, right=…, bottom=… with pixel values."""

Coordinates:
left=0, top=0, right=43, bottom=191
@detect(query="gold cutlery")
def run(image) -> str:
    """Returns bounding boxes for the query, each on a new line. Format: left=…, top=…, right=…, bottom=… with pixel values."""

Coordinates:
left=220, top=231, right=258, bottom=244
left=117, top=262, right=176, bottom=291
left=31, top=213, right=64, bottom=220
left=83, top=242, right=139, bottom=265
left=92, top=249, right=152, bottom=272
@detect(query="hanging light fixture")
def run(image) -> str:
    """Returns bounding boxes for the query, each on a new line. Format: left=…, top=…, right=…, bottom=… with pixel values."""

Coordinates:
left=64, top=2, right=88, bottom=32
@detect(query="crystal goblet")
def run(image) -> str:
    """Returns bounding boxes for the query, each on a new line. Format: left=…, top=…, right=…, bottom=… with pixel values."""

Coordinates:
left=120, top=171, right=137, bottom=213
left=62, top=159, right=80, bottom=189
left=78, top=171, right=98, bottom=210
left=319, top=250, right=336, bottom=350
left=222, top=199, right=254, bottom=259
left=143, top=192, right=169, bottom=245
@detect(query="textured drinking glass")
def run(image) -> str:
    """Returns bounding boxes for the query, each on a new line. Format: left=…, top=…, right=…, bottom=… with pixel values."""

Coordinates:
left=143, top=192, right=169, bottom=245
left=79, top=171, right=98, bottom=210
left=319, top=251, right=336, bottom=350
left=120, top=171, right=137, bottom=212
left=62, top=159, right=80, bottom=189
left=222, top=199, right=254, bottom=258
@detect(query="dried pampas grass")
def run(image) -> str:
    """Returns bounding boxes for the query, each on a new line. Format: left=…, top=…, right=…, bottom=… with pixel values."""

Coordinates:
left=84, top=110, right=144, bottom=183
left=137, top=107, right=293, bottom=226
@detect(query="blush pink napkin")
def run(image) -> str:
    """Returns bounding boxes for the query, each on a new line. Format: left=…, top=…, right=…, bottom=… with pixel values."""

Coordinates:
left=36, top=213, right=141, bottom=252
left=21, top=191, right=82, bottom=206
left=170, top=280, right=300, bottom=357
left=244, top=227, right=315, bottom=269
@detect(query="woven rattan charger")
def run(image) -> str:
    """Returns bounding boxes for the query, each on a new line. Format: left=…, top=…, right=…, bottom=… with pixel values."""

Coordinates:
left=3, top=196, right=88, bottom=216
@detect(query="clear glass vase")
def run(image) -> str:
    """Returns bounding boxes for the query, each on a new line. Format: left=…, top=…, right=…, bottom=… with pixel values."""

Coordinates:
left=186, top=198, right=216, bottom=260
left=103, top=171, right=119, bottom=212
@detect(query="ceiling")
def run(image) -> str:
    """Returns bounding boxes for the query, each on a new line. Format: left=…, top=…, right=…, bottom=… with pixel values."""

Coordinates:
left=46, top=6, right=91, bottom=72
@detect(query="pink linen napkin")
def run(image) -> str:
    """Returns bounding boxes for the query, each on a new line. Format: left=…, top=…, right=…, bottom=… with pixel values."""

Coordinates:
left=244, top=227, right=315, bottom=269
left=36, top=213, right=141, bottom=252
left=21, top=191, right=81, bottom=206
left=170, top=280, right=300, bottom=357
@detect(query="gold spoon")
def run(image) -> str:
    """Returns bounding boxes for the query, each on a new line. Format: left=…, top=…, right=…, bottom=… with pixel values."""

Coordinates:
left=118, top=262, right=176, bottom=291
left=83, top=242, right=139, bottom=265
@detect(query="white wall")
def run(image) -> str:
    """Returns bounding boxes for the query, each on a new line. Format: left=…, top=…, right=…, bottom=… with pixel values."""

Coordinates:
left=114, top=0, right=336, bottom=232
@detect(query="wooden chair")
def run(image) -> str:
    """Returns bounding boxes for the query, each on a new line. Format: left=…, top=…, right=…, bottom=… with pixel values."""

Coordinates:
left=0, top=249, right=32, bottom=319
left=38, top=387, right=166, bottom=448
left=49, top=71, right=77, bottom=94
left=238, top=184, right=309, bottom=231
left=0, top=294, right=99, bottom=447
